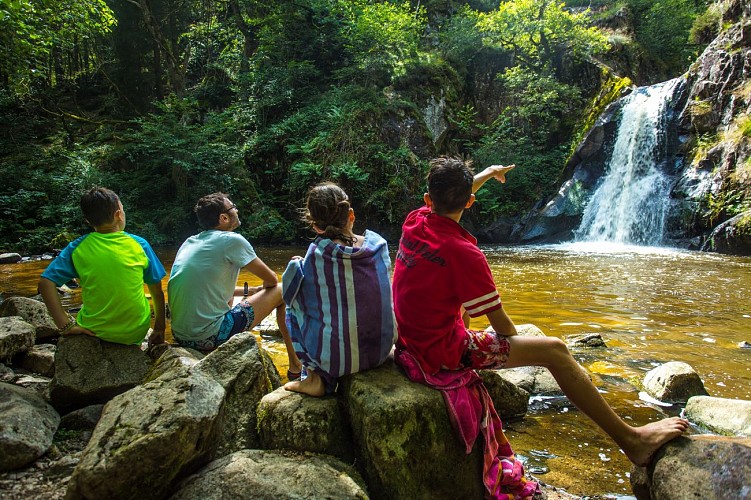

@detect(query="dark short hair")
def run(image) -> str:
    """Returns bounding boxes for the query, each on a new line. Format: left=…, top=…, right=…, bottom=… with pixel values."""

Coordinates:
left=194, top=192, right=230, bottom=229
left=427, top=156, right=474, bottom=214
left=303, top=182, right=355, bottom=245
left=80, top=187, right=120, bottom=227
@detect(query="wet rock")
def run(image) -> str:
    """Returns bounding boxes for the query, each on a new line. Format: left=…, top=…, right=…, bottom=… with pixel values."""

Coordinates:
left=65, top=362, right=225, bottom=500
left=685, top=396, right=751, bottom=436
left=18, top=344, right=56, bottom=377
left=257, top=387, right=354, bottom=462
left=59, top=405, right=104, bottom=431
left=0, top=316, right=35, bottom=361
left=566, top=333, right=606, bottom=348
left=739, top=341, right=751, bottom=349
left=49, top=335, right=152, bottom=413
left=702, top=210, right=751, bottom=256
left=0, top=382, right=60, bottom=472
left=0, top=253, right=22, bottom=264
left=193, top=331, right=281, bottom=456
left=642, top=361, right=708, bottom=403
left=171, top=449, right=369, bottom=500
left=0, top=297, right=57, bottom=341
left=479, top=369, right=529, bottom=419
left=340, top=359, right=484, bottom=499
left=631, top=435, right=751, bottom=499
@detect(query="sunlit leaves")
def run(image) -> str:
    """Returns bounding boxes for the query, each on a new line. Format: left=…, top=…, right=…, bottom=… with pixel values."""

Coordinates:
left=476, top=0, right=610, bottom=72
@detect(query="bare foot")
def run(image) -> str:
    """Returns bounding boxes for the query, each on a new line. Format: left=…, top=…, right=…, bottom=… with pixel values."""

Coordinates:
left=621, top=417, right=690, bottom=466
left=284, top=371, right=325, bottom=397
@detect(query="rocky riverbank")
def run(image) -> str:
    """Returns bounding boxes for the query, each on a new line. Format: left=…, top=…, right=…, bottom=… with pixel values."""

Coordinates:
left=1, top=295, right=750, bottom=499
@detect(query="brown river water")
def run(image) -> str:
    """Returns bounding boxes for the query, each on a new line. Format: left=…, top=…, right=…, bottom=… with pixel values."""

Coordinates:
left=2, top=241, right=750, bottom=498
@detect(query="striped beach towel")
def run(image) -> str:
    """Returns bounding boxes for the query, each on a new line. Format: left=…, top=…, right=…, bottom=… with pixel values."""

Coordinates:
left=282, top=230, right=397, bottom=390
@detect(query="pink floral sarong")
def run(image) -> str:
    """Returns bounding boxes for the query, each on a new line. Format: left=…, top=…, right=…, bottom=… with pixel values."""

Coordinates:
left=395, top=347, right=539, bottom=500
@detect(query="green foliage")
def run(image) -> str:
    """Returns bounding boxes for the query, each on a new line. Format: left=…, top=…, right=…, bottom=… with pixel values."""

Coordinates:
left=0, top=0, right=115, bottom=94
left=689, top=1, right=722, bottom=44
left=477, top=0, right=610, bottom=73
left=105, top=95, right=247, bottom=243
left=624, top=0, right=707, bottom=74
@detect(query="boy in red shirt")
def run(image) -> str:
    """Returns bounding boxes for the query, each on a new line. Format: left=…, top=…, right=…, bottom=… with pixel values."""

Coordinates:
left=392, top=156, right=688, bottom=467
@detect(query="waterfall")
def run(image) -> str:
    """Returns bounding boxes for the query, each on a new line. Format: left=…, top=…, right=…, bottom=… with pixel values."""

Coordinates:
left=576, top=78, right=682, bottom=246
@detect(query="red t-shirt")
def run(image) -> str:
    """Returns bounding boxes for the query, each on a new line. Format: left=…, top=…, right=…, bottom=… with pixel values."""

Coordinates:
left=392, top=206, right=502, bottom=374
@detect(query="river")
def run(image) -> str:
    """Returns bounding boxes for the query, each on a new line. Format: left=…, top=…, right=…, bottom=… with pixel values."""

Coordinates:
left=2, top=242, right=750, bottom=497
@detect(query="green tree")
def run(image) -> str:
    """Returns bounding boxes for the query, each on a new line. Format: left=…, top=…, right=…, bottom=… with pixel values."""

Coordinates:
left=476, top=0, right=609, bottom=74
left=0, top=0, right=115, bottom=94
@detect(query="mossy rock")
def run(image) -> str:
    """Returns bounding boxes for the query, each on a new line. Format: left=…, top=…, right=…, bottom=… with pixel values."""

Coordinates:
left=340, top=359, right=483, bottom=499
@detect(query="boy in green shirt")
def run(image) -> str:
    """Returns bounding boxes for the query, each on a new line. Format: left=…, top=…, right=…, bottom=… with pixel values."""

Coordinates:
left=39, top=187, right=166, bottom=346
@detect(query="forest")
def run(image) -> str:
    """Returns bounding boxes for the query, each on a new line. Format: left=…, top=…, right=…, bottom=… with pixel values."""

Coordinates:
left=0, top=0, right=715, bottom=252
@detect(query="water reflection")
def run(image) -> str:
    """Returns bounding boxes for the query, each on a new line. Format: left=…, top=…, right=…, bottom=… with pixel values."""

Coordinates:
left=2, top=243, right=750, bottom=496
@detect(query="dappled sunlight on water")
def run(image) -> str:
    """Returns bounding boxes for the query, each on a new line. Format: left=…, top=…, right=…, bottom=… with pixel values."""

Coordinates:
left=2, top=242, right=750, bottom=496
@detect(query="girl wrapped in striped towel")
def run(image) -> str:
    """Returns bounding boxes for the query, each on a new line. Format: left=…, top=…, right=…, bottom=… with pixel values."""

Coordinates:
left=282, top=182, right=397, bottom=396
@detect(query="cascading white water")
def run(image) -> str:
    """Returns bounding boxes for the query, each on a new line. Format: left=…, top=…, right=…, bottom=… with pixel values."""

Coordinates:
left=576, top=78, right=682, bottom=245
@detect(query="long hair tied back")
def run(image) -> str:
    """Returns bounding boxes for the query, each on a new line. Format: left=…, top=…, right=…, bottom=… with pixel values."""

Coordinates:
left=304, top=182, right=355, bottom=246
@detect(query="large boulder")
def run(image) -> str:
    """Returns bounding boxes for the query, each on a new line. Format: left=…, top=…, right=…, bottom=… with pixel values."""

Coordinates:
left=479, top=370, right=529, bottom=419
left=0, top=296, right=57, bottom=340
left=340, top=359, right=484, bottom=499
left=642, top=361, right=708, bottom=403
left=171, top=449, right=369, bottom=500
left=0, top=382, right=60, bottom=472
left=193, top=332, right=281, bottom=456
left=18, top=343, right=56, bottom=377
left=59, top=404, right=105, bottom=431
left=0, top=316, right=35, bottom=361
left=49, top=335, right=152, bottom=412
left=685, top=396, right=751, bottom=436
left=0, top=253, right=22, bottom=264
left=631, top=435, right=751, bottom=499
left=65, top=362, right=225, bottom=500
left=257, top=387, right=355, bottom=463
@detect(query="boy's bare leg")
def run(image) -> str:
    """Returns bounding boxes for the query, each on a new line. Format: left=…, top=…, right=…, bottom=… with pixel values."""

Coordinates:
left=284, top=370, right=325, bottom=397
left=247, top=285, right=302, bottom=374
left=504, top=335, right=689, bottom=466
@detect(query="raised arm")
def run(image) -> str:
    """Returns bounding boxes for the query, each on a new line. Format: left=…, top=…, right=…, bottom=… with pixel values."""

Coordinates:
left=472, top=164, right=516, bottom=193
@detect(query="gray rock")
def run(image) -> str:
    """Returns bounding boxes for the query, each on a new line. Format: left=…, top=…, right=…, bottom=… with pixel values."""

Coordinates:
left=685, top=396, right=751, bottom=436
left=0, top=382, right=60, bottom=472
left=739, top=341, right=751, bottom=349
left=171, top=449, right=368, bottom=500
left=642, top=361, right=708, bottom=403
left=479, top=369, right=529, bottom=419
left=340, top=359, right=484, bottom=499
left=631, top=435, right=751, bottom=499
left=257, top=387, right=354, bottom=462
left=18, top=344, right=56, bottom=377
left=144, top=345, right=203, bottom=382
left=14, top=373, right=51, bottom=397
left=565, top=333, right=606, bottom=348
left=0, top=297, right=57, bottom=340
left=0, top=362, right=13, bottom=382
left=193, top=331, right=281, bottom=457
left=49, top=335, right=152, bottom=413
left=516, top=323, right=546, bottom=337
left=60, top=404, right=105, bottom=431
left=65, top=362, right=225, bottom=500
left=0, top=316, right=35, bottom=361
left=0, top=253, right=22, bottom=264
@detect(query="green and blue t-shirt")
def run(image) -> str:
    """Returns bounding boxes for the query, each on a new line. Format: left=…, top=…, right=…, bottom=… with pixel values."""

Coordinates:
left=41, top=231, right=166, bottom=344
